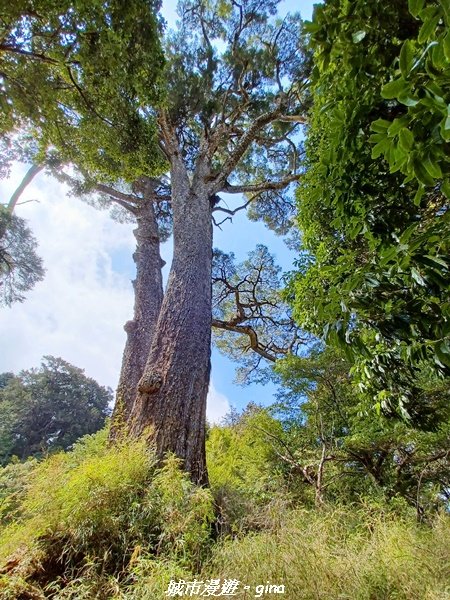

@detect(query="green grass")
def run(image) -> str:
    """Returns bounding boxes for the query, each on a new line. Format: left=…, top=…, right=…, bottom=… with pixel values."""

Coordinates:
left=0, top=430, right=448, bottom=599
left=200, top=505, right=450, bottom=600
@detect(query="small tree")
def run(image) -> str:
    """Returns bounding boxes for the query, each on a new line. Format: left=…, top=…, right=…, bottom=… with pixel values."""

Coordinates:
left=275, top=345, right=450, bottom=515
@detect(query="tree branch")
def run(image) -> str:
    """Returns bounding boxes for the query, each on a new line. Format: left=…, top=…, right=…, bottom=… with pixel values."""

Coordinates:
left=211, top=108, right=283, bottom=189
left=7, top=164, right=44, bottom=214
left=212, top=318, right=277, bottom=362
left=94, top=183, right=139, bottom=214
left=222, top=173, right=299, bottom=194
left=277, top=115, right=308, bottom=123
left=0, top=43, right=60, bottom=65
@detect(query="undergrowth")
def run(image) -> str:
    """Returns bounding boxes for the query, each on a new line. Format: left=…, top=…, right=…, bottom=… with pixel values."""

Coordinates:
left=0, top=430, right=214, bottom=599
left=0, top=429, right=448, bottom=599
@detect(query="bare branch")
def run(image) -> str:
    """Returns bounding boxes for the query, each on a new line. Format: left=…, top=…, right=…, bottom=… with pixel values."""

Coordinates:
left=94, top=183, right=139, bottom=214
left=212, top=318, right=277, bottom=362
left=277, top=115, right=308, bottom=123
left=213, top=197, right=253, bottom=216
left=7, top=163, right=44, bottom=214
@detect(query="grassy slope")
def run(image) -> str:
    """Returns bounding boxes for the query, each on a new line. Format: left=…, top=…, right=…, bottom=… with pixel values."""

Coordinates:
left=0, top=430, right=448, bottom=599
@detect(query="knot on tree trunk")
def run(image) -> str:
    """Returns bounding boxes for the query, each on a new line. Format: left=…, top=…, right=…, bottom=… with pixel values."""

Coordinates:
left=138, top=372, right=163, bottom=394
left=124, top=320, right=137, bottom=334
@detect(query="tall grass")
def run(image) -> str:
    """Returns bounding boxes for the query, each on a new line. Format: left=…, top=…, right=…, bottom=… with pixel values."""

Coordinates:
left=0, top=430, right=214, bottom=599
left=202, top=505, right=450, bottom=600
left=0, top=429, right=448, bottom=599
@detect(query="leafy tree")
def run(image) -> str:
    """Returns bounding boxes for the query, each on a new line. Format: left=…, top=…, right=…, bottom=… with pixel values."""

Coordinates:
left=120, top=0, right=309, bottom=483
left=0, top=205, right=44, bottom=306
left=290, top=0, right=450, bottom=415
left=0, top=0, right=166, bottom=305
left=0, top=356, right=112, bottom=464
left=274, top=345, right=450, bottom=516
left=3, top=0, right=310, bottom=483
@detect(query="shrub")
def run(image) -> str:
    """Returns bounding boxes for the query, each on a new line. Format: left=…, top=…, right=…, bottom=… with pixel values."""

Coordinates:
left=206, top=408, right=290, bottom=535
left=0, top=430, right=214, bottom=598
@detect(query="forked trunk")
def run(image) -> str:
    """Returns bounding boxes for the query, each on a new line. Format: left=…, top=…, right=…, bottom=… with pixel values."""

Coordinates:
left=110, top=194, right=164, bottom=438
left=129, top=161, right=212, bottom=485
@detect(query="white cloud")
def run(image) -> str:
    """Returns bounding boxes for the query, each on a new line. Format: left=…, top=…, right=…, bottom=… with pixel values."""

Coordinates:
left=207, top=381, right=231, bottom=424
left=0, top=167, right=135, bottom=388
left=1, top=166, right=232, bottom=421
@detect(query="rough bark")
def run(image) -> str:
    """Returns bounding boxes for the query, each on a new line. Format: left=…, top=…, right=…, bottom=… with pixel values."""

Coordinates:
left=110, top=190, right=164, bottom=438
left=128, top=157, right=213, bottom=485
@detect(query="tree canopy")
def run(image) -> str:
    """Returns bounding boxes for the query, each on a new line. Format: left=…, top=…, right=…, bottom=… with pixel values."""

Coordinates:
left=0, top=356, right=112, bottom=464
left=290, top=0, right=450, bottom=417
left=0, top=0, right=166, bottom=180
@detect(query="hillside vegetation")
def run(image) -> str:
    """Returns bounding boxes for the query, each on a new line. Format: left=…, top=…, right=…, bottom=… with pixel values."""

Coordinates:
left=0, top=425, right=449, bottom=599
left=1, top=0, right=449, bottom=597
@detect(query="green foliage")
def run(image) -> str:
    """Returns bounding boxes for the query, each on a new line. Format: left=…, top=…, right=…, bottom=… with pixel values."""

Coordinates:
left=0, top=419, right=448, bottom=598
left=207, top=405, right=289, bottom=533
left=206, top=505, right=450, bottom=600
left=0, top=432, right=214, bottom=598
left=0, top=356, right=112, bottom=464
left=274, top=345, right=450, bottom=514
left=0, top=0, right=166, bottom=181
left=0, top=205, right=44, bottom=306
left=292, top=0, right=450, bottom=413
left=372, top=0, right=450, bottom=192
left=0, top=458, right=38, bottom=528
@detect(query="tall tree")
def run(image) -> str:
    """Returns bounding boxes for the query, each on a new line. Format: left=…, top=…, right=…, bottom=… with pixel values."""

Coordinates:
left=2, top=0, right=309, bottom=482
left=125, top=0, right=309, bottom=483
left=71, top=174, right=173, bottom=435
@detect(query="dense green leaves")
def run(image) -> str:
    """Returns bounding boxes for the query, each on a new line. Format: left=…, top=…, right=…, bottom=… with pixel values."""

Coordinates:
left=0, top=356, right=112, bottom=464
left=373, top=1, right=450, bottom=193
left=290, top=0, right=450, bottom=414
left=0, top=0, right=166, bottom=181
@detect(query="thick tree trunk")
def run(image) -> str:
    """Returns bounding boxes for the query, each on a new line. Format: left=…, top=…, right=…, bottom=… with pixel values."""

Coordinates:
left=128, top=158, right=213, bottom=485
left=110, top=193, right=164, bottom=438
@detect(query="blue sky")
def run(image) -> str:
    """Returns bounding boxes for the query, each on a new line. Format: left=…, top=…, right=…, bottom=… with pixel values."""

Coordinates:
left=0, top=0, right=317, bottom=422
